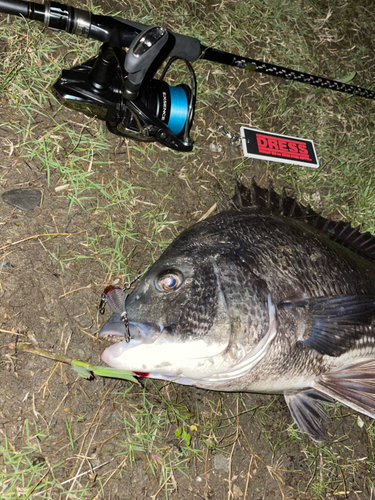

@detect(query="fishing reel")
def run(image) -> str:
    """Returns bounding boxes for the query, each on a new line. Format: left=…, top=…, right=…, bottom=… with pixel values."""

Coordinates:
left=53, top=26, right=196, bottom=151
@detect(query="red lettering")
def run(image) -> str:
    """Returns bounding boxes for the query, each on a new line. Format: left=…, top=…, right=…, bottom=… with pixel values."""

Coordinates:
left=268, top=138, right=278, bottom=149
left=257, top=136, right=268, bottom=147
left=255, top=134, right=312, bottom=162
left=287, top=141, right=299, bottom=153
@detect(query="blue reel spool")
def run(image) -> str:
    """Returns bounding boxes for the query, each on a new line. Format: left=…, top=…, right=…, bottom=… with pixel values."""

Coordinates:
left=167, top=84, right=190, bottom=136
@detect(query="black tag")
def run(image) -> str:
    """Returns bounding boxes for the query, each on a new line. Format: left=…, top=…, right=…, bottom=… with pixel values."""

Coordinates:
left=241, top=127, right=319, bottom=168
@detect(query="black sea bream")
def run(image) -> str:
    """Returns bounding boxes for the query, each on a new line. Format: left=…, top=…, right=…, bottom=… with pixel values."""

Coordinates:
left=100, top=183, right=375, bottom=441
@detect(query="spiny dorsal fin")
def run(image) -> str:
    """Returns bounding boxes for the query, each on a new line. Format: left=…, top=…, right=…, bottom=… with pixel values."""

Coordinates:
left=234, top=180, right=375, bottom=262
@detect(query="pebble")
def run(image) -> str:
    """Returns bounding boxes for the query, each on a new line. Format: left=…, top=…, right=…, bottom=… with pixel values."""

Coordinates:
left=232, top=484, right=244, bottom=498
left=213, top=454, right=229, bottom=472
left=2, top=188, right=42, bottom=212
left=209, top=143, right=222, bottom=153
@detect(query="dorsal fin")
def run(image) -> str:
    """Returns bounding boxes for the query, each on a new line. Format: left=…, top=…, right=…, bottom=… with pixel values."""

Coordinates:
left=233, top=181, right=375, bottom=262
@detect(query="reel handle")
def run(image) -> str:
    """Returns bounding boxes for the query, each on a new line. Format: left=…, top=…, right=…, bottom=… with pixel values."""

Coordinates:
left=124, top=26, right=169, bottom=100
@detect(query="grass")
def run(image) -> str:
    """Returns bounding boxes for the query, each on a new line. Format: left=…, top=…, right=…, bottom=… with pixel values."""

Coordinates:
left=301, top=440, right=369, bottom=498
left=116, top=384, right=202, bottom=488
left=1, top=0, right=375, bottom=498
left=0, top=420, right=63, bottom=499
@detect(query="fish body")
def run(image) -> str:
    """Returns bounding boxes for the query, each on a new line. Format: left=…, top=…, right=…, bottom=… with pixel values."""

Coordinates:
left=100, top=184, right=375, bottom=441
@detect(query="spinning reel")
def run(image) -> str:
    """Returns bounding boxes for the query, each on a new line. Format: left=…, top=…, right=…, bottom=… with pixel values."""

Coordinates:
left=54, top=27, right=196, bottom=152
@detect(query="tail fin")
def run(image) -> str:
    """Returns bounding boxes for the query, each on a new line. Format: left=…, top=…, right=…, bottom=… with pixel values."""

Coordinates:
left=313, top=358, right=375, bottom=419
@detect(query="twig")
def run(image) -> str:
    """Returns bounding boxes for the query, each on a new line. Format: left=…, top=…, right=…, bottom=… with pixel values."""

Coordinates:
left=15, top=343, right=138, bottom=383
left=0, top=230, right=86, bottom=253
left=61, top=458, right=114, bottom=485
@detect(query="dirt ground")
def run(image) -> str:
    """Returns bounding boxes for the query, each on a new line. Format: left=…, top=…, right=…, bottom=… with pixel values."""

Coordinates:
left=1, top=2, right=375, bottom=499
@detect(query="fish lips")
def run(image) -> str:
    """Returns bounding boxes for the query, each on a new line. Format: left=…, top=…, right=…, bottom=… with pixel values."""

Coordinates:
left=99, top=313, right=164, bottom=367
left=99, top=313, right=163, bottom=344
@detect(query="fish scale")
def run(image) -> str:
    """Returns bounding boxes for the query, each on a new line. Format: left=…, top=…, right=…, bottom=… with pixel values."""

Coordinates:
left=100, top=182, right=375, bottom=441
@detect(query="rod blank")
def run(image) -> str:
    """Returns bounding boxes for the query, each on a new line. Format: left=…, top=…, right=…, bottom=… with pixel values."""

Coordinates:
left=0, top=0, right=29, bottom=16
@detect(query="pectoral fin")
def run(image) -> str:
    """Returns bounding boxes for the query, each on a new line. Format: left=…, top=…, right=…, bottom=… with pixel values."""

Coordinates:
left=284, top=390, right=334, bottom=442
left=313, top=358, right=375, bottom=419
left=281, top=295, right=375, bottom=356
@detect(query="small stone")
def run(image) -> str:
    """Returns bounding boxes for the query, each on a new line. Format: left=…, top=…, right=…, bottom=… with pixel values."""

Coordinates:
left=214, top=454, right=229, bottom=472
left=209, top=143, right=222, bottom=153
left=32, top=455, right=46, bottom=466
left=2, top=189, right=42, bottom=212
left=232, top=484, right=243, bottom=499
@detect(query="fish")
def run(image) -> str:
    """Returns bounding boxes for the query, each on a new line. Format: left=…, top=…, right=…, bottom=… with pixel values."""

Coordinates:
left=99, top=182, right=375, bottom=441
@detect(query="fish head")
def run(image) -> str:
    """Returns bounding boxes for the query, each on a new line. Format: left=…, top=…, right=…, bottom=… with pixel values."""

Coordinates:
left=100, top=221, right=275, bottom=386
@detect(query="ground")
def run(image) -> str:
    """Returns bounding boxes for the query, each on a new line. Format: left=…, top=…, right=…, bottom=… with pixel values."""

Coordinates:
left=1, top=0, right=375, bottom=499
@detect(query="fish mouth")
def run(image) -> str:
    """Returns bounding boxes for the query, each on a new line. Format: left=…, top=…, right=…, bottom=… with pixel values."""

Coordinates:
left=99, top=314, right=164, bottom=346
left=99, top=314, right=165, bottom=369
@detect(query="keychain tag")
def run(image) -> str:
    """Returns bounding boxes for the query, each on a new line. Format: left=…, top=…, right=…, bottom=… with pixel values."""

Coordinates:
left=241, top=127, right=319, bottom=168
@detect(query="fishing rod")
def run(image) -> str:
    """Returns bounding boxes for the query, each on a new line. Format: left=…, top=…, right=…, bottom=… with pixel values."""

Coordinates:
left=1, top=1, right=374, bottom=152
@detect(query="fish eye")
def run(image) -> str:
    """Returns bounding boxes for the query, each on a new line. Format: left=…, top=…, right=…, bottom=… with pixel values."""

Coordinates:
left=155, top=270, right=183, bottom=293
